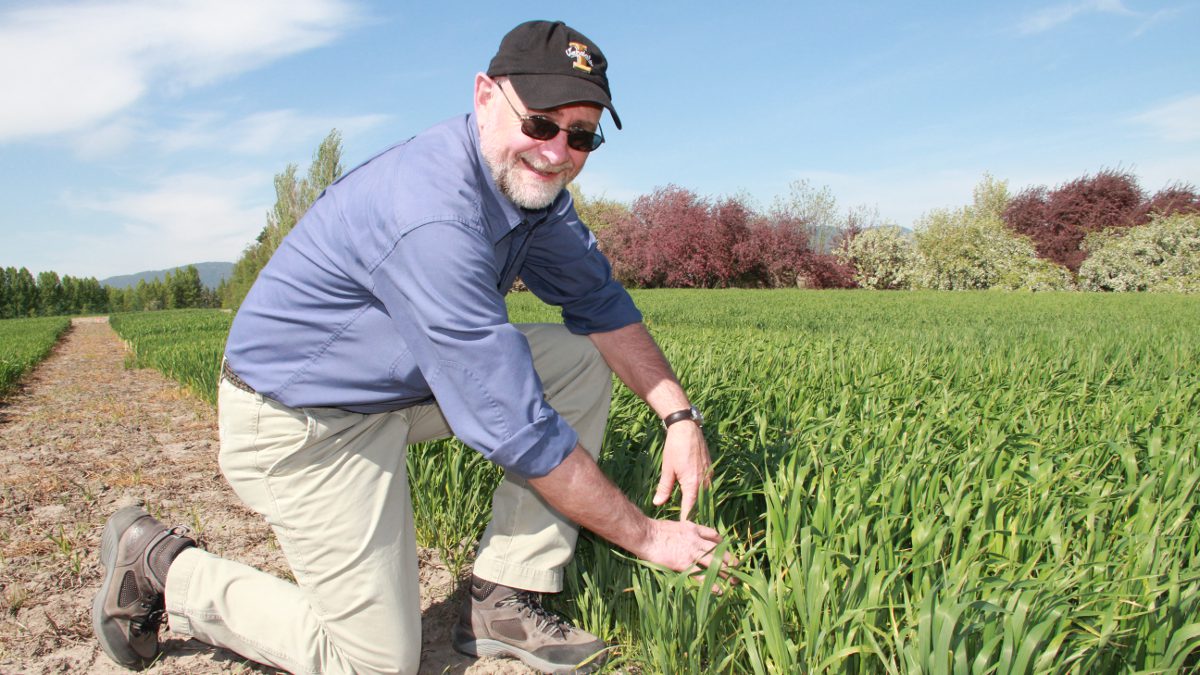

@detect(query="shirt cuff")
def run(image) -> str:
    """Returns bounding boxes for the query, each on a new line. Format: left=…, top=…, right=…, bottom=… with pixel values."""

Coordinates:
left=488, top=410, right=579, bottom=478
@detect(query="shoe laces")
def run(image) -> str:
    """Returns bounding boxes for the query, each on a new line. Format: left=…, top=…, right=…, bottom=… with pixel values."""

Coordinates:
left=129, top=593, right=165, bottom=637
left=498, top=591, right=571, bottom=638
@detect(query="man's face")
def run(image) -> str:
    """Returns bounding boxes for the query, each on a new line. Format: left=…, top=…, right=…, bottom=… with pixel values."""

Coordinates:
left=475, top=75, right=602, bottom=210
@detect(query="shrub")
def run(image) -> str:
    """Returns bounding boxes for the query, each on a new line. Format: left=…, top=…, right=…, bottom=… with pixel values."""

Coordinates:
left=908, top=175, right=1070, bottom=290
left=600, top=186, right=834, bottom=289
left=568, top=183, right=629, bottom=235
left=1004, top=169, right=1144, bottom=273
left=1077, top=212, right=1200, bottom=292
left=1134, top=182, right=1200, bottom=223
left=992, top=257, right=1076, bottom=292
left=913, top=209, right=1027, bottom=289
left=998, top=170, right=1200, bottom=274
left=794, top=254, right=858, bottom=289
left=837, top=226, right=917, bottom=290
left=732, top=217, right=811, bottom=288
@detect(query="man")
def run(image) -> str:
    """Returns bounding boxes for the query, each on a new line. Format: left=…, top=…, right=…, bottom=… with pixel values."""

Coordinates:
left=92, top=20, right=731, bottom=675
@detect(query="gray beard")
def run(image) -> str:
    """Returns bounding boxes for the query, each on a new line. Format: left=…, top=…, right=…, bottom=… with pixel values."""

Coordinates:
left=482, top=140, right=569, bottom=210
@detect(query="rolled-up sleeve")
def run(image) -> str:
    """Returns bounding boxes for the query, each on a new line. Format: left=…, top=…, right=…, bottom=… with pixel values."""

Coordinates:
left=369, top=220, right=577, bottom=477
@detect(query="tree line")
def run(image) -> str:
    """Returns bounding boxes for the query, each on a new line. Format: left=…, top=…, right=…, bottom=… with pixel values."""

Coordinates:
left=0, top=265, right=218, bottom=320
left=839, top=171, right=1199, bottom=292
left=8, top=131, right=1197, bottom=324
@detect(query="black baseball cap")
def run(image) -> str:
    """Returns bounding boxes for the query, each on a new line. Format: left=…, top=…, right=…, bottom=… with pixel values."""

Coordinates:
left=487, top=20, right=622, bottom=130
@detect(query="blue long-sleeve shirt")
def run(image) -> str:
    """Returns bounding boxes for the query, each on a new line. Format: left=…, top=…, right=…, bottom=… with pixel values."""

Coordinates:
left=224, top=113, right=642, bottom=477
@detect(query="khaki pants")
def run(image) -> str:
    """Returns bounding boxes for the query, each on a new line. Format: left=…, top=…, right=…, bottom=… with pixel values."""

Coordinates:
left=164, top=324, right=612, bottom=675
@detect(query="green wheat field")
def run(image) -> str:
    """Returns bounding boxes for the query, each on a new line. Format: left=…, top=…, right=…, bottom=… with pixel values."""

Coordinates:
left=0, top=316, right=70, bottom=398
left=94, top=290, right=1200, bottom=672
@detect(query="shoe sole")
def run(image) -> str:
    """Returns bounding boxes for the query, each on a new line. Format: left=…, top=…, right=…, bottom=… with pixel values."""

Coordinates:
left=451, top=623, right=604, bottom=674
left=92, top=505, right=156, bottom=671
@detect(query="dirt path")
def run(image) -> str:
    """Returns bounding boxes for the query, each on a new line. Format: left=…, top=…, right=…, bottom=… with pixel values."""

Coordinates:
left=0, top=318, right=533, bottom=674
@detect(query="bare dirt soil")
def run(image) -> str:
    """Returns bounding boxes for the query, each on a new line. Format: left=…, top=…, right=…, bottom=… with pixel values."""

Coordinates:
left=0, top=318, right=534, bottom=674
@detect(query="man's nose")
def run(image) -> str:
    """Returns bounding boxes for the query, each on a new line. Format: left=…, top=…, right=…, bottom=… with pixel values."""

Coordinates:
left=536, top=129, right=572, bottom=165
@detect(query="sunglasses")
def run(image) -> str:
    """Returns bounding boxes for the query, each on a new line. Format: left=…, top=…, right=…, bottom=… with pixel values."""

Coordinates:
left=495, top=83, right=605, bottom=153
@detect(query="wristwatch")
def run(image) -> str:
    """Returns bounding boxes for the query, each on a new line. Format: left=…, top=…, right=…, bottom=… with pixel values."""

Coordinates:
left=662, top=405, right=703, bottom=429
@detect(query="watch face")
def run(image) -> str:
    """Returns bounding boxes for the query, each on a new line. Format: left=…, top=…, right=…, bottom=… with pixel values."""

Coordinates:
left=690, top=406, right=704, bottom=425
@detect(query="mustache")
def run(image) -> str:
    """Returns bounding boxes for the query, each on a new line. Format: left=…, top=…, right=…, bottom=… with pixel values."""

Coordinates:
left=520, top=154, right=572, bottom=175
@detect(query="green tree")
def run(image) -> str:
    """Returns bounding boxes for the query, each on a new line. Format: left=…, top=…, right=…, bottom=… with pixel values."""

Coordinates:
left=770, top=179, right=842, bottom=253
left=78, top=277, right=108, bottom=313
left=0, top=267, right=12, bottom=319
left=108, top=286, right=132, bottom=313
left=135, top=278, right=168, bottom=311
left=12, top=268, right=37, bottom=317
left=912, top=174, right=1073, bottom=291
left=302, top=129, right=344, bottom=206
left=36, top=270, right=63, bottom=316
left=223, top=129, right=344, bottom=310
left=167, top=265, right=204, bottom=308
left=60, top=275, right=80, bottom=314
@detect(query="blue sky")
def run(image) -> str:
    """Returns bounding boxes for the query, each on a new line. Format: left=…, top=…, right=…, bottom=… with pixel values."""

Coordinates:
left=1, top=0, right=1197, bottom=280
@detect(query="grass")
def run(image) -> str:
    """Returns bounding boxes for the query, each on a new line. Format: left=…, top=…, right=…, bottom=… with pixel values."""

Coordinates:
left=0, top=316, right=71, bottom=399
left=110, top=309, right=231, bottom=405
left=109, top=290, right=1200, bottom=672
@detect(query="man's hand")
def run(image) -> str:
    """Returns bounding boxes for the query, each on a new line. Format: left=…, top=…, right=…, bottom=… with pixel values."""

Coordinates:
left=653, top=421, right=712, bottom=521
left=528, top=446, right=735, bottom=579
left=627, top=517, right=736, bottom=579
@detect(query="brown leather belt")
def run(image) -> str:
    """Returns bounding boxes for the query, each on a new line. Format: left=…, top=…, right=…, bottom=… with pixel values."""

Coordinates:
left=221, top=359, right=256, bottom=395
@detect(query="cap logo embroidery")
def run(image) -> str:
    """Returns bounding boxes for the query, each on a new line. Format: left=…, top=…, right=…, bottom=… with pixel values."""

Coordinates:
left=565, top=42, right=594, bottom=73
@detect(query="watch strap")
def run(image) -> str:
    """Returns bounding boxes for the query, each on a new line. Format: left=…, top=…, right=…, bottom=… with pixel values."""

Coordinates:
left=662, top=406, right=700, bottom=429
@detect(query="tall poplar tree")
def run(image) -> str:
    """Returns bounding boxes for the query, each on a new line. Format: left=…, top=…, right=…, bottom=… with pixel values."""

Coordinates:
left=223, top=129, right=344, bottom=310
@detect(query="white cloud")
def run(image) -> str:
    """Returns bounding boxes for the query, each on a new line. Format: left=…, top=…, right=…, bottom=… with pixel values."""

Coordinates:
left=1132, top=95, right=1200, bottom=143
left=0, top=0, right=359, bottom=142
left=63, top=172, right=273, bottom=276
left=1018, top=0, right=1136, bottom=34
left=231, top=111, right=393, bottom=155
left=72, top=118, right=145, bottom=160
left=142, top=109, right=392, bottom=157
left=1131, top=8, right=1182, bottom=37
left=60, top=108, right=391, bottom=160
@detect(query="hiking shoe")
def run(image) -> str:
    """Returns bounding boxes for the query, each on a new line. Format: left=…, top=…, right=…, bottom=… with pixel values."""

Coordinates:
left=452, top=576, right=607, bottom=674
left=92, top=505, right=196, bottom=670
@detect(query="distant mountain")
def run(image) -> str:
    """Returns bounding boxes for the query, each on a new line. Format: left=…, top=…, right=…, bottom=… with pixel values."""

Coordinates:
left=101, top=262, right=234, bottom=290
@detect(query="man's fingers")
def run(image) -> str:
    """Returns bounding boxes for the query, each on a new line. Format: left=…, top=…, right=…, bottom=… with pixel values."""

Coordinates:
left=687, top=531, right=738, bottom=571
left=694, top=542, right=738, bottom=568
left=693, top=523, right=721, bottom=541
left=651, top=470, right=674, bottom=507
left=688, top=546, right=740, bottom=594
left=678, top=490, right=695, bottom=522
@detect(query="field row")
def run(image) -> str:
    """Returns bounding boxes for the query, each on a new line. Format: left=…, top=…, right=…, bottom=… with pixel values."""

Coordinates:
left=0, top=316, right=71, bottom=399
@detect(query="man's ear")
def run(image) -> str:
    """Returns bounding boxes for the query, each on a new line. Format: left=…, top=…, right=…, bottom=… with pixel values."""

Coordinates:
left=473, top=73, right=494, bottom=117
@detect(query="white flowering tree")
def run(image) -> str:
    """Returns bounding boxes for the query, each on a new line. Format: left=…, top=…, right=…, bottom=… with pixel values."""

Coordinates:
left=838, top=227, right=916, bottom=289
left=1078, top=212, right=1200, bottom=292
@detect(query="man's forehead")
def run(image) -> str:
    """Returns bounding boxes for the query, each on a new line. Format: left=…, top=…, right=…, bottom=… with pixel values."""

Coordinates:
left=498, top=78, right=599, bottom=122
left=512, top=93, right=602, bottom=128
